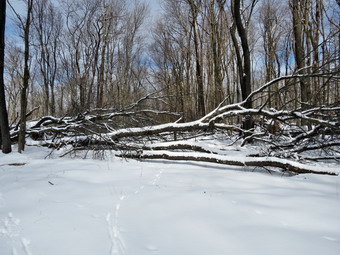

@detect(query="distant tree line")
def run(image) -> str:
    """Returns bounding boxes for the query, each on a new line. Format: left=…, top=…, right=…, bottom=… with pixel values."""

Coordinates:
left=151, top=0, right=339, bottom=120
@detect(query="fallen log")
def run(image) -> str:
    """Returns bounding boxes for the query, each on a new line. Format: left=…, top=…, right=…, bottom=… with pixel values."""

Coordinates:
left=117, top=151, right=339, bottom=176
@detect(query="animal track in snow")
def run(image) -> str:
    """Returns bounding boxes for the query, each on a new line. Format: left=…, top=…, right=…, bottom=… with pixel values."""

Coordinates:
left=106, top=208, right=126, bottom=255
left=106, top=169, right=164, bottom=254
left=0, top=212, right=21, bottom=238
left=0, top=213, right=33, bottom=255
left=150, top=170, right=163, bottom=186
left=254, top=209, right=264, bottom=216
left=323, top=236, right=338, bottom=242
left=145, top=244, right=159, bottom=253
left=0, top=192, right=5, bottom=208
left=22, top=238, right=33, bottom=255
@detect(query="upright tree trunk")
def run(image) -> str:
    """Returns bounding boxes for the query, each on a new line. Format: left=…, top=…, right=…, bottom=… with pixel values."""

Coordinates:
left=311, top=0, right=321, bottom=106
left=41, top=45, right=50, bottom=115
left=291, top=0, right=310, bottom=110
left=33, top=0, right=61, bottom=116
left=97, top=8, right=111, bottom=109
left=18, top=0, right=33, bottom=153
left=210, top=0, right=224, bottom=108
left=232, top=0, right=252, bottom=107
left=231, top=0, right=253, bottom=132
left=97, top=44, right=106, bottom=108
left=0, top=0, right=12, bottom=153
left=188, top=0, right=205, bottom=118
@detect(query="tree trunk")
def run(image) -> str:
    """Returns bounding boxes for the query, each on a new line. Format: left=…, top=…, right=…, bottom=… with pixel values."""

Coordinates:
left=311, top=0, right=321, bottom=106
left=188, top=0, right=205, bottom=118
left=210, top=1, right=224, bottom=108
left=291, top=0, right=310, bottom=110
left=0, top=0, right=11, bottom=153
left=120, top=152, right=337, bottom=176
left=231, top=0, right=253, bottom=132
left=18, top=0, right=33, bottom=153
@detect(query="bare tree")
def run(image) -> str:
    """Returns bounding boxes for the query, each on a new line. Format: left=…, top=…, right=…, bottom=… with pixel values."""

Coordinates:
left=8, top=0, right=34, bottom=152
left=230, top=0, right=256, bottom=132
left=150, top=1, right=193, bottom=117
left=290, top=0, right=310, bottom=110
left=4, top=43, right=30, bottom=123
left=0, top=0, right=12, bottom=153
left=116, top=1, right=148, bottom=108
left=187, top=0, right=205, bottom=117
left=32, top=0, right=62, bottom=116
left=258, top=0, right=283, bottom=108
left=57, top=0, right=148, bottom=114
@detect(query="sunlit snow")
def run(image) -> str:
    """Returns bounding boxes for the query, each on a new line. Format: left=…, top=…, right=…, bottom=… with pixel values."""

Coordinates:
left=1, top=146, right=340, bottom=255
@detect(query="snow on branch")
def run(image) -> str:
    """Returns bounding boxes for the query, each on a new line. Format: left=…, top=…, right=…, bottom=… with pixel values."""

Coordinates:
left=12, top=73, right=340, bottom=176
left=118, top=151, right=339, bottom=176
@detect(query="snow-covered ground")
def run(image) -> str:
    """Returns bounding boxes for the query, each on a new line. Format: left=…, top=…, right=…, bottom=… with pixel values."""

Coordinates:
left=1, top=145, right=340, bottom=255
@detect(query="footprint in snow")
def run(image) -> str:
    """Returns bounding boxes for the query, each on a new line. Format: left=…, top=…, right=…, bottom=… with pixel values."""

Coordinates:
left=145, top=245, right=159, bottom=253
left=150, top=170, right=163, bottom=186
left=280, top=221, right=289, bottom=227
left=0, top=213, right=33, bottom=255
left=22, top=238, right=33, bottom=255
left=323, top=236, right=339, bottom=242
left=254, top=209, right=264, bottom=216
left=0, top=192, right=4, bottom=206
left=0, top=212, right=21, bottom=238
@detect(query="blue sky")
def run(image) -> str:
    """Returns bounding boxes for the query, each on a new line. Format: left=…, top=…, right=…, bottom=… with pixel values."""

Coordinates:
left=148, top=0, right=161, bottom=13
left=5, top=0, right=162, bottom=36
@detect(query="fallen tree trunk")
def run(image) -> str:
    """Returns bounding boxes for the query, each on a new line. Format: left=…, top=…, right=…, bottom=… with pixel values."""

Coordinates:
left=118, top=151, right=338, bottom=176
left=9, top=73, right=340, bottom=176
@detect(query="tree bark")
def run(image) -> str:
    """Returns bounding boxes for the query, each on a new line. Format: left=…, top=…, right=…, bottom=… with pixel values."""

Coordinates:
left=290, top=0, right=310, bottom=110
left=188, top=0, right=205, bottom=118
left=18, top=0, right=33, bottom=153
left=0, top=0, right=12, bottom=153
left=231, top=0, right=254, bottom=133
left=209, top=0, right=224, bottom=108
left=232, top=0, right=252, bottom=108
left=119, top=151, right=338, bottom=176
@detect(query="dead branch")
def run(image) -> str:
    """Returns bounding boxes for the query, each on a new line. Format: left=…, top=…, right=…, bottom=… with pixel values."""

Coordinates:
left=10, top=73, right=340, bottom=176
left=118, top=151, right=338, bottom=176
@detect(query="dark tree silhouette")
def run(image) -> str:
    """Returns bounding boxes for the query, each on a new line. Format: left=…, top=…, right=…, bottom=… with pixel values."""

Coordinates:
left=0, top=0, right=12, bottom=153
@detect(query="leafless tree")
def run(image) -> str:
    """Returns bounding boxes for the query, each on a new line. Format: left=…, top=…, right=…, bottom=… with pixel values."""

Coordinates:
left=230, top=0, right=257, bottom=133
left=32, top=0, right=62, bottom=116
left=0, top=0, right=12, bottom=153
left=258, top=0, right=284, bottom=108
left=8, top=0, right=34, bottom=152
left=3, top=44, right=22, bottom=122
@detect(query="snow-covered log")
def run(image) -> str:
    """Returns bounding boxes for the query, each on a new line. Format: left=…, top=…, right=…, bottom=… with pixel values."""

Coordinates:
left=118, top=151, right=339, bottom=176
